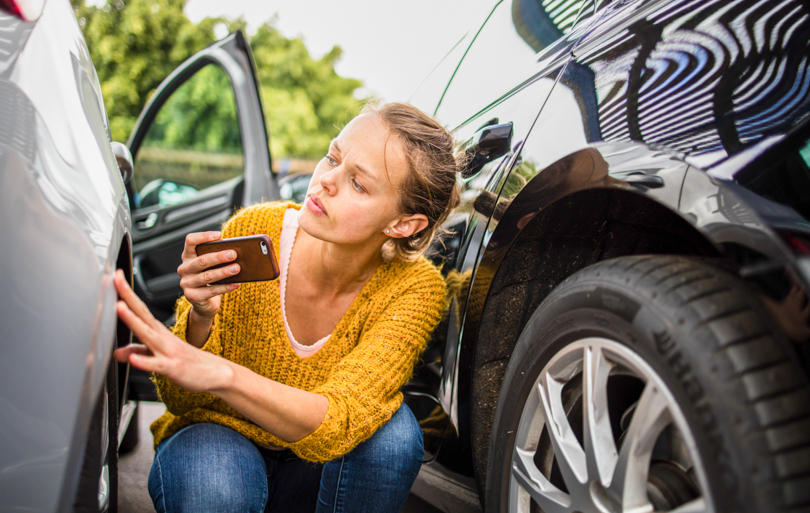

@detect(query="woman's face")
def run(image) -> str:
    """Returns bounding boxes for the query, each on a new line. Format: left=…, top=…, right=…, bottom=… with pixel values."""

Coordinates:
left=298, top=113, right=411, bottom=247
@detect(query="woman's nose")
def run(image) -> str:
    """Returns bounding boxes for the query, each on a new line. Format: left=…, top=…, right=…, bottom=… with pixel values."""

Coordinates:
left=319, top=168, right=339, bottom=195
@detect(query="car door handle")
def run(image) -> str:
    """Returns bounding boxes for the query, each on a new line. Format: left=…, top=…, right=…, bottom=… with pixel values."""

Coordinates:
left=136, top=212, right=158, bottom=229
left=622, top=173, right=664, bottom=189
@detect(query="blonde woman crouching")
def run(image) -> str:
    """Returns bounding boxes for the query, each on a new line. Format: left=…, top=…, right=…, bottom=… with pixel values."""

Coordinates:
left=113, top=102, right=461, bottom=513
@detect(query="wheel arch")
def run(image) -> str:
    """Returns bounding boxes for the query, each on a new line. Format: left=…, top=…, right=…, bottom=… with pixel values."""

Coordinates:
left=116, top=233, right=133, bottom=350
left=116, top=233, right=133, bottom=413
left=463, top=186, right=723, bottom=491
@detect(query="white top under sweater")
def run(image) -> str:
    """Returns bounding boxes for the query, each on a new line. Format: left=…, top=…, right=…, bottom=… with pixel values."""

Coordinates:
left=279, top=207, right=330, bottom=358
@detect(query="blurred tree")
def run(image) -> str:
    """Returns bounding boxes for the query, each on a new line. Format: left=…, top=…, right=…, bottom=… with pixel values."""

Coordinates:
left=72, top=0, right=219, bottom=142
left=72, top=0, right=366, bottom=158
left=251, top=20, right=364, bottom=156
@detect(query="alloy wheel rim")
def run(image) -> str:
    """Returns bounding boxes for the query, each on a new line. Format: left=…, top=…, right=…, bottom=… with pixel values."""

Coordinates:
left=508, top=337, right=713, bottom=513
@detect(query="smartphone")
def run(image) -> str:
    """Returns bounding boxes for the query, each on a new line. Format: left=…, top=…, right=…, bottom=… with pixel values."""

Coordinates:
left=195, top=234, right=279, bottom=284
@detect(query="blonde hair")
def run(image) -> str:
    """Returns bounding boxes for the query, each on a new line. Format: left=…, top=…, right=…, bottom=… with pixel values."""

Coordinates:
left=363, top=102, right=462, bottom=261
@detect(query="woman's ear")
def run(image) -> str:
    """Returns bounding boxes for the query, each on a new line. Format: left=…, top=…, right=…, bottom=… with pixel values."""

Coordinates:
left=386, top=214, right=429, bottom=238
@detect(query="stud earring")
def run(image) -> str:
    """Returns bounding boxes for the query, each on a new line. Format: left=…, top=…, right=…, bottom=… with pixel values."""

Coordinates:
left=385, top=229, right=391, bottom=234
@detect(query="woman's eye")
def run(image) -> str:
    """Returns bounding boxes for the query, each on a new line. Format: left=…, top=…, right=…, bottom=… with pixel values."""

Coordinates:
left=325, top=155, right=337, bottom=166
left=351, top=179, right=364, bottom=192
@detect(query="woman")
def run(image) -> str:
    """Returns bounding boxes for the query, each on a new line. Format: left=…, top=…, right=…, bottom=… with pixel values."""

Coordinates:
left=113, top=102, right=461, bottom=512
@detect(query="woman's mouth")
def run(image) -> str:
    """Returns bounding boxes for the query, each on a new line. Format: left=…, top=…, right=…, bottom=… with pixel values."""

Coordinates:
left=306, top=196, right=328, bottom=217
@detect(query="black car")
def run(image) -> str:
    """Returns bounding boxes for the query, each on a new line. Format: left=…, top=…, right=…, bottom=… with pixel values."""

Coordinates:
left=395, top=0, right=810, bottom=512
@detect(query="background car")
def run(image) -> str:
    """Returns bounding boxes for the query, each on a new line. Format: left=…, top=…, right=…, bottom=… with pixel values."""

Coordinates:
left=392, top=0, right=810, bottom=512
left=0, top=0, right=134, bottom=511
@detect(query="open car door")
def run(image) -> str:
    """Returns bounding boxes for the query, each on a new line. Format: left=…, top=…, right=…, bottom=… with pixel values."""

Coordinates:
left=126, top=31, right=277, bottom=398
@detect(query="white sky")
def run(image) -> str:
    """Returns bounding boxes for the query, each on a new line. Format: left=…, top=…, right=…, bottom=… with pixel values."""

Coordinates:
left=182, top=0, right=495, bottom=102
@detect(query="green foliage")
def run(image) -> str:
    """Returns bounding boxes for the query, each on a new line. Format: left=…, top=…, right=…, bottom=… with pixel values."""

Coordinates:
left=251, top=22, right=364, bottom=157
left=73, top=0, right=366, bottom=158
left=72, top=0, right=218, bottom=141
left=501, top=159, right=540, bottom=199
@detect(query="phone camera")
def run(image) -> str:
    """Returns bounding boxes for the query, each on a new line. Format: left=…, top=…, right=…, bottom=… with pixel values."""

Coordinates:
left=260, top=241, right=268, bottom=255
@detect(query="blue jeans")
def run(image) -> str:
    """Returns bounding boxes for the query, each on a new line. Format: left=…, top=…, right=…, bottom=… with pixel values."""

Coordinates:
left=148, top=404, right=424, bottom=513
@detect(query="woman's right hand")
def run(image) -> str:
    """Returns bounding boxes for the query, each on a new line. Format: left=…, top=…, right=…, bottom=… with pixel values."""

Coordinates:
left=177, top=231, right=241, bottom=321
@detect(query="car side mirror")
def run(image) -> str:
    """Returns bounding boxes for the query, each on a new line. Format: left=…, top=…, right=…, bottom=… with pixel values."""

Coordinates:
left=112, top=142, right=133, bottom=184
left=462, top=122, right=513, bottom=178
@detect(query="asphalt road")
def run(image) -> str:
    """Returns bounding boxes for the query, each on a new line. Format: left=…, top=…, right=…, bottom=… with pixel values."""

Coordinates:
left=119, top=401, right=442, bottom=512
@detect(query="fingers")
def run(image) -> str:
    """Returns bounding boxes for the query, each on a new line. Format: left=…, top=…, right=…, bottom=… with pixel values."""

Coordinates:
left=178, top=248, right=239, bottom=286
left=195, top=250, right=238, bottom=273
left=113, top=343, right=152, bottom=363
left=180, top=265, right=241, bottom=304
left=181, top=254, right=240, bottom=285
left=116, top=299, right=158, bottom=347
left=128, top=352, right=156, bottom=372
left=115, top=270, right=159, bottom=329
left=126, top=350, right=170, bottom=374
left=181, top=231, right=222, bottom=260
left=188, top=283, right=241, bottom=302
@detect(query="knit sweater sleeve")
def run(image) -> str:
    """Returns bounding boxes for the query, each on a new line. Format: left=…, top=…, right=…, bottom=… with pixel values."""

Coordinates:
left=152, top=204, right=274, bottom=415
left=287, top=263, right=446, bottom=462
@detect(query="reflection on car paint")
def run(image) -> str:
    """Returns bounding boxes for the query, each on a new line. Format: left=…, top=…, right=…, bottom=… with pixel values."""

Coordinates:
left=0, top=14, right=34, bottom=76
left=572, top=0, right=810, bottom=168
left=11, top=0, right=118, bottom=202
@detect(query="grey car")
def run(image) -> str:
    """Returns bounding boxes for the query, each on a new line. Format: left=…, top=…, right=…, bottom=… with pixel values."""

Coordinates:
left=0, top=0, right=132, bottom=510
left=0, top=0, right=276, bottom=509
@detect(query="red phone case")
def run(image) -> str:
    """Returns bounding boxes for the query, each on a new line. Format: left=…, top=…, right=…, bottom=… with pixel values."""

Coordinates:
left=195, top=234, right=279, bottom=284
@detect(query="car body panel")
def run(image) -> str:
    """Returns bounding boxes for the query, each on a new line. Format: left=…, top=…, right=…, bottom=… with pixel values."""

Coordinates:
left=458, top=0, right=810, bottom=438
left=433, top=0, right=599, bottom=129
left=0, top=0, right=131, bottom=510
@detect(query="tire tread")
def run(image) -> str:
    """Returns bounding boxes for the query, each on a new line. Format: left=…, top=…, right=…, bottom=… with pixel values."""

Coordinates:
left=588, top=256, right=810, bottom=511
left=485, top=255, right=810, bottom=513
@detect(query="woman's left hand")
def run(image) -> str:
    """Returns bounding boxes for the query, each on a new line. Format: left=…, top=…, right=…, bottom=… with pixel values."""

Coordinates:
left=113, top=270, right=228, bottom=393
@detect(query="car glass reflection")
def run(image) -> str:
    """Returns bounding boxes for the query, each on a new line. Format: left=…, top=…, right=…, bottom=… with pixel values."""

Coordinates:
left=436, top=1, right=545, bottom=128
left=133, top=64, right=243, bottom=210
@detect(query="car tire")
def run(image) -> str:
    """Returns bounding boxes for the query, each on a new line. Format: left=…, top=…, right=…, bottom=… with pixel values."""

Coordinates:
left=73, top=355, right=119, bottom=513
left=485, top=255, right=810, bottom=513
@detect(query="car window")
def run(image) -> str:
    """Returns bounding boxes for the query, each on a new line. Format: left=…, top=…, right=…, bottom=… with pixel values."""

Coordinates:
left=435, top=0, right=598, bottom=129
left=132, top=63, right=243, bottom=210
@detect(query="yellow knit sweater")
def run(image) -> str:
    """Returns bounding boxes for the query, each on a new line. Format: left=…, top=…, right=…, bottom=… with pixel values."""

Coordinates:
left=150, top=201, right=447, bottom=463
